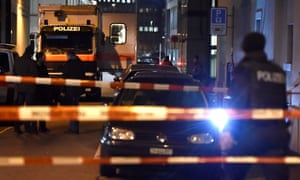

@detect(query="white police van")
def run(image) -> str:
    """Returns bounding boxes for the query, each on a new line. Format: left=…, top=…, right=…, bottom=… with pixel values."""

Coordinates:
left=0, top=43, right=18, bottom=104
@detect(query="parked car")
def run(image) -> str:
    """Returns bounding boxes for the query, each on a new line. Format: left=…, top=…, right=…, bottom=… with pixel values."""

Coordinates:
left=0, top=44, right=18, bottom=126
left=98, top=71, right=223, bottom=180
left=0, top=43, right=18, bottom=105
left=137, top=56, right=160, bottom=64
left=114, top=63, right=180, bottom=82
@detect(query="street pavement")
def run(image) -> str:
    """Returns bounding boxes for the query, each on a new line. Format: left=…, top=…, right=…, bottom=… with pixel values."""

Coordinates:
left=0, top=121, right=103, bottom=180
left=1, top=121, right=300, bottom=180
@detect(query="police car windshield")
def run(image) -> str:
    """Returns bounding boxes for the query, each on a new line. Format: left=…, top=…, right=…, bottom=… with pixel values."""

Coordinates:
left=115, top=89, right=207, bottom=108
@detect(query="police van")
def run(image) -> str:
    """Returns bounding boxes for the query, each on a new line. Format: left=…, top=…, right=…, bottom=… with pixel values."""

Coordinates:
left=0, top=43, right=18, bottom=104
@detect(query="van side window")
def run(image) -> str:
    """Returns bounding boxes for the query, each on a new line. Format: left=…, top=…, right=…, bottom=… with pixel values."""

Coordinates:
left=110, top=23, right=126, bottom=45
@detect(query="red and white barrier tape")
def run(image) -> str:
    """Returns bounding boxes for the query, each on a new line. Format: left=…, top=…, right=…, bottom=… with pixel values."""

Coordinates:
left=3, top=75, right=300, bottom=95
left=0, top=106, right=296, bottom=121
left=0, top=75, right=227, bottom=92
left=0, top=156, right=300, bottom=166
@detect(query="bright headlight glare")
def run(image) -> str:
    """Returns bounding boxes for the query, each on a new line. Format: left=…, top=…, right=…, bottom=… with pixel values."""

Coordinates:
left=109, top=127, right=135, bottom=140
left=209, top=108, right=229, bottom=132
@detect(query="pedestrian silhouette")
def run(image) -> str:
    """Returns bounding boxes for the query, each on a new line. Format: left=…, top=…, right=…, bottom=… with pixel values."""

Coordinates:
left=60, top=50, right=86, bottom=134
left=36, top=51, right=51, bottom=132
left=13, top=44, right=39, bottom=134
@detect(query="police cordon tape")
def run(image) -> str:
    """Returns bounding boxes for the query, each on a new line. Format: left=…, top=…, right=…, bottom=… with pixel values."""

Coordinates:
left=0, top=106, right=299, bottom=121
left=2, top=75, right=300, bottom=95
left=0, top=75, right=227, bottom=92
left=1, top=76, right=299, bottom=167
left=1, top=156, right=300, bottom=166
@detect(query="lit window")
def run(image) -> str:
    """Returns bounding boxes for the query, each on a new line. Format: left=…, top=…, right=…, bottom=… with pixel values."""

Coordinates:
left=210, top=49, right=217, bottom=77
left=110, top=23, right=127, bottom=44
left=139, top=26, right=144, bottom=32
left=150, top=20, right=153, bottom=26
left=255, top=10, right=263, bottom=32
left=149, top=27, right=154, bottom=32
left=211, top=35, right=217, bottom=46
left=154, top=27, right=158, bottom=32
left=144, top=27, right=148, bottom=32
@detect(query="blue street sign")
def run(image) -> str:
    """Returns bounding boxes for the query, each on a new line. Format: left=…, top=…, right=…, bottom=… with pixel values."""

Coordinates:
left=211, top=8, right=227, bottom=24
left=211, top=7, right=227, bottom=35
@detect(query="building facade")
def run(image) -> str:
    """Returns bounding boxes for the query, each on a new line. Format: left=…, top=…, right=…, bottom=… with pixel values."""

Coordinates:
left=136, top=0, right=165, bottom=58
left=165, top=0, right=212, bottom=83
left=0, top=0, right=30, bottom=55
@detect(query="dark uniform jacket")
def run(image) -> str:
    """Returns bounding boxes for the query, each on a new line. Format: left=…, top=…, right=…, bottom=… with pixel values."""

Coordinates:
left=36, top=60, right=53, bottom=105
left=226, top=51, right=290, bottom=153
left=62, top=56, right=86, bottom=97
left=13, top=51, right=38, bottom=94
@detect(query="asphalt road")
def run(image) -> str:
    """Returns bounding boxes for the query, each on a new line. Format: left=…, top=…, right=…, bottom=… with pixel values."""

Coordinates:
left=1, top=121, right=300, bottom=180
left=0, top=121, right=103, bottom=180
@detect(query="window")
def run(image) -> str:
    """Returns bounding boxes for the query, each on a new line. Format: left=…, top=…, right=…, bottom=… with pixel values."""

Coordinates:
left=41, top=31, right=93, bottom=53
left=118, top=89, right=207, bottom=107
left=138, top=26, right=159, bottom=33
left=210, top=36, right=217, bottom=78
left=110, top=23, right=127, bottom=45
left=255, top=9, right=263, bottom=32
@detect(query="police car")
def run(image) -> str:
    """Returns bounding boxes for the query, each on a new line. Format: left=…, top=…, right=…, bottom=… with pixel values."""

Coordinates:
left=0, top=43, right=18, bottom=104
left=98, top=71, right=223, bottom=180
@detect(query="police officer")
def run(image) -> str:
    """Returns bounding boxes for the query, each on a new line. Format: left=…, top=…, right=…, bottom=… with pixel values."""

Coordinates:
left=36, top=51, right=51, bottom=132
left=60, top=50, right=86, bottom=134
left=13, top=44, right=39, bottom=134
left=220, top=32, right=291, bottom=180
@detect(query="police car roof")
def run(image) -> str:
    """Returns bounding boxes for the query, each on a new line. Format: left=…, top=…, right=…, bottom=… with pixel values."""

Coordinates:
left=128, top=71, right=198, bottom=85
left=127, top=64, right=179, bottom=72
left=118, top=64, right=180, bottom=81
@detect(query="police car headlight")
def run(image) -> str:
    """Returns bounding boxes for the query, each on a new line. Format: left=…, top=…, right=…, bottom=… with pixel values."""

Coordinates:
left=208, top=108, right=229, bottom=132
left=188, top=133, right=215, bottom=144
left=109, top=127, right=135, bottom=140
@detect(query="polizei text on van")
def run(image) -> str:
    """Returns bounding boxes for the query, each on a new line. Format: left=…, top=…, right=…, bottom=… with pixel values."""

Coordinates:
left=53, top=26, right=81, bottom=31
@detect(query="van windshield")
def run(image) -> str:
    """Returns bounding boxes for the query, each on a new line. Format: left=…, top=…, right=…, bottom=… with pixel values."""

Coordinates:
left=41, top=27, right=93, bottom=54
